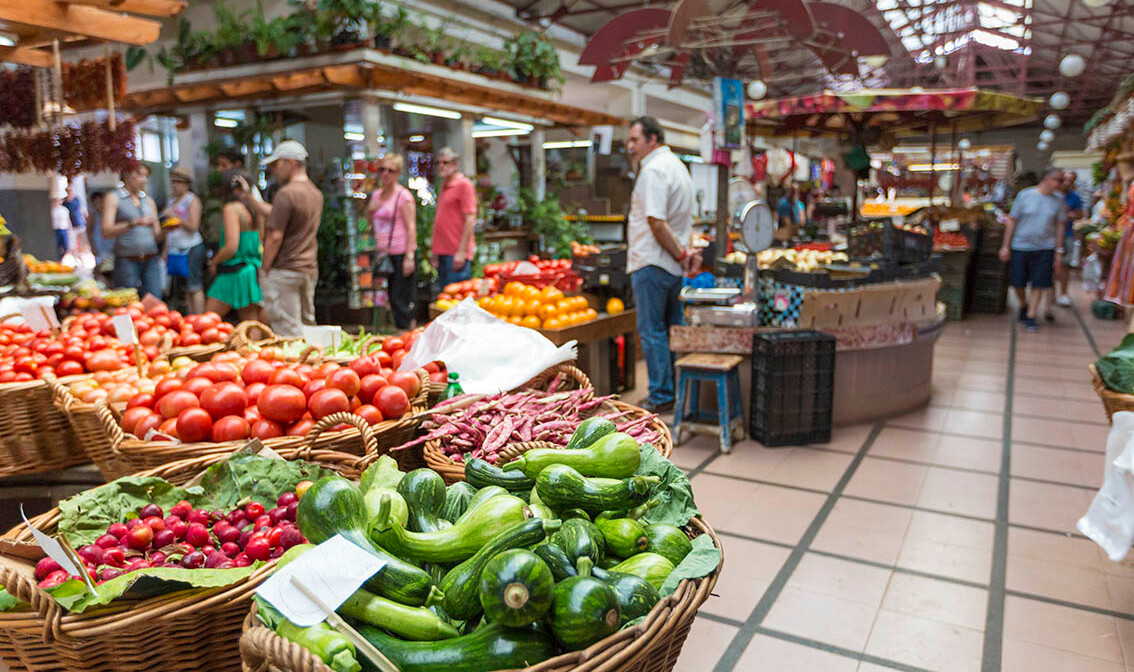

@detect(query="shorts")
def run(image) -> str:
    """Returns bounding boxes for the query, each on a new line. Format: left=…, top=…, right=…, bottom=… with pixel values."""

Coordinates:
left=1062, top=235, right=1076, bottom=268
left=186, top=242, right=207, bottom=291
left=1010, top=249, right=1055, bottom=289
left=54, top=229, right=69, bottom=254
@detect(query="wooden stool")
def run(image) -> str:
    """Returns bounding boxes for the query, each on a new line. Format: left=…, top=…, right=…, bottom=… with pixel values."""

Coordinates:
left=673, top=353, right=746, bottom=453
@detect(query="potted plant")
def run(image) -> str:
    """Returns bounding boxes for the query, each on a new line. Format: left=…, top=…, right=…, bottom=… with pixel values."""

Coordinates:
left=448, top=42, right=471, bottom=69
left=473, top=46, right=502, bottom=76
left=508, top=31, right=563, bottom=89
left=212, top=2, right=250, bottom=65
left=421, top=21, right=450, bottom=65
left=387, top=6, right=413, bottom=55
left=531, top=34, right=564, bottom=90
left=322, top=0, right=368, bottom=49
left=249, top=2, right=287, bottom=59
left=368, top=6, right=392, bottom=50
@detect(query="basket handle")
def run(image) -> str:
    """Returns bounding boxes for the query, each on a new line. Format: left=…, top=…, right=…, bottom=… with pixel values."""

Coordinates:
left=298, top=344, right=323, bottom=364
left=241, top=604, right=333, bottom=672
left=94, top=398, right=127, bottom=456
left=229, top=320, right=276, bottom=349
left=496, top=440, right=558, bottom=463
left=0, top=562, right=66, bottom=643
left=304, top=412, right=377, bottom=457
left=358, top=334, right=385, bottom=356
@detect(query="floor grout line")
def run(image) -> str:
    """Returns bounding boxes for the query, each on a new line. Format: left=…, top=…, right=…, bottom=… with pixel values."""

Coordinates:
left=752, top=626, right=937, bottom=672
left=709, top=423, right=885, bottom=672
left=1003, top=589, right=1134, bottom=622
left=1069, top=300, right=1104, bottom=358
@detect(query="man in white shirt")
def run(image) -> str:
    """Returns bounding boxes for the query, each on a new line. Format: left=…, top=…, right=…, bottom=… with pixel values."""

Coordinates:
left=625, top=116, right=699, bottom=413
left=51, top=195, right=72, bottom=260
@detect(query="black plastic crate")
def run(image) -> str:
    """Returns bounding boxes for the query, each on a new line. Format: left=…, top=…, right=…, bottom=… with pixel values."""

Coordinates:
left=848, top=220, right=933, bottom=265
left=750, top=331, right=835, bottom=446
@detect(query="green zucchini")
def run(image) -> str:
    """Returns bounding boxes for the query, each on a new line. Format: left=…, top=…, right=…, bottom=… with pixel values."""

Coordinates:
left=455, top=486, right=509, bottom=523
left=607, top=552, right=675, bottom=590
left=339, top=588, right=459, bottom=641
left=535, top=464, right=659, bottom=515
left=596, top=555, right=619, bottom=570
left=532, top=542, right=577, bottom=582
left=356, top=622, right=556, bottom=672
left=295, top=477, right=438, bottom=606
left=550, top=518, right=605, bottom=566
left=644, top=524, right=693, bottom=566
left=256, top=598, right=360, bottom=672
left=359, top=455, right=404, bottom=493
left=528, top=501, right=555, bottom=520
left=548, top=557, right=620, bottom=651
left=465, top=457, right=535, bottom=492
left=439, top=517, right=559, bottom=621
left=478, top=549, right=554, bottom=627
left=397, top=468, right=451, bottom=533
left=362, top=487, right=408, bottom=529
left=371, top=492, right=530, bottom=563
left=564, top=416, right=617, bottom=450
left=441, top=482, right=477, bottom=522
left=595, top=517, right=648, bottom=558
left=502, top=431, right=640, bottom=478
left=600, top=571, right=659, bottom=624
left=560, top=508, right=591, bottom=522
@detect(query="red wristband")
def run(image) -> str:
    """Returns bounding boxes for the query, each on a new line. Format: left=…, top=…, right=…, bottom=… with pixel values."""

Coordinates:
left=676, top=250, right=688, bottom=262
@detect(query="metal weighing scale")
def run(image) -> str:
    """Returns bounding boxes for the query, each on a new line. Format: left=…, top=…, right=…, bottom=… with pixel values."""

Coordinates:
left=682, top=199, right=775, bottom=327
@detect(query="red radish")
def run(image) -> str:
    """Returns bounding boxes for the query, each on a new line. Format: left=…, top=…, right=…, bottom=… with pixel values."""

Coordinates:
left=277, top=492, right=297, bottom=507
left=233, top=553, right=252, bottom=567
left=95, top=533, right=119, bottom=549
left=152, top=529, right=175, bottom=548
left=103, top=547, right=126, bottom=567
left=180, top=551, right=206, bottom=568
left=280, top=527, right=305, bottom=549
left=245, top=537, right=271, bottom=561
left=139, top=504, right=163, bottom=519
left=220, top=541, right=240, bottom=556
left=148, top=551, right=167, bottom=565
left=34, top=557, right=63, bottom=581
left=245, top=501, right=266, bottom=518
left=185, top=522, right=210, bottom=547
left=204, top=551, right=229, bottom=568
left=126, top=525, right=153, bottom=550
left=143, top=516, right=165, bottom=532
left=99, top=567, right=122, bottom=582
left=187, top=509, right=210, bottom=526
left=38, top=569, right=71, bottom=589
left=107, top=522, right=129, bottom=539
left=78, top=544, right=104, bottom=565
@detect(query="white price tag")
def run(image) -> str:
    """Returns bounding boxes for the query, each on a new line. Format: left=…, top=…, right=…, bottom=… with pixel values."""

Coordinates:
left=20, top=504, right=97, bottom=594
left=939, top=218, right=961, bottom=232
left=255, top=534, right=385, bottom=627
left=302, top=325, right=342, bottom=350
left=17, top=298, right=59, bottom=332
left=112, top=314, right=138, bottom=345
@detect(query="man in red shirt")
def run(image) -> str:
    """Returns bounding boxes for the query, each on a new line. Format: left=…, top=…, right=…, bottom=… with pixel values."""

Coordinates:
left=431, top=147, right=477, bottom=289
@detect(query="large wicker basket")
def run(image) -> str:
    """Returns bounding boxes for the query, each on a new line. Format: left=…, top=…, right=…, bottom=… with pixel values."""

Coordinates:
left=0, top=447, right=371, bottom=672
left=239, top=516, right=720, bottom=672
left=1090, top=363, right=1134, bottom=423
left=76, top=368, right=430, bottom=479
left=0, top=375, right=90, bottom=477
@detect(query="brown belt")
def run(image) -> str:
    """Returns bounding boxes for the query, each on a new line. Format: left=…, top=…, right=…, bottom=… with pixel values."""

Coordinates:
left=121, top=254, right=157, bottom=262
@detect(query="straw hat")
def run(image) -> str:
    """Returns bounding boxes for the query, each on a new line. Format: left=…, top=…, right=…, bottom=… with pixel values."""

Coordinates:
left=170, top=167, right=193, bottom=185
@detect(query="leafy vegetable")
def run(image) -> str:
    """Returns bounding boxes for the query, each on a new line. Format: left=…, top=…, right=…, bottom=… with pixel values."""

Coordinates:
left=658, top=534, right=720, bottom=597
left=359, top=455, right=405, bottom=493
left=46, top=565, right=259, bottom=613
left=1097, top=333, right=1134, bottom=393
left=0, top=586, right=24, bottom=612
left=634, top=446, right=699, bottom=528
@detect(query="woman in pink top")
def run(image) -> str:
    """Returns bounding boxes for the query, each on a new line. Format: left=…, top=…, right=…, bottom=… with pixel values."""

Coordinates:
left=367, top=153, right=418, bottom=329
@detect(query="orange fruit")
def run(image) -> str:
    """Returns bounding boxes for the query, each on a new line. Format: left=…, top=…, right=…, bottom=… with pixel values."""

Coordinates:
left=523, top=285, right=541, bottom=302
left=544, top=317, right=561, bottom=330
left=557, top=298, right=573, bottom=312
left=575, top=296, right=590, bottom=311
left=508, top=316, right=523, bottom=325
left=541, top=286, right=564, bottom=303
left=584, top=308, right=598, bottom=321
left=606, top=297, right=624, bottom=314
left=522, top=316, right=541, bottom=329
left=505, top=282, right=522, bottom=297
left=539, top=303, right=559, bottom=321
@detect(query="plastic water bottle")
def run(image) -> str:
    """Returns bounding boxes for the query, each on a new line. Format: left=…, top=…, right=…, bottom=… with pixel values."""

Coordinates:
left=442, top=372, right=464, bottom=400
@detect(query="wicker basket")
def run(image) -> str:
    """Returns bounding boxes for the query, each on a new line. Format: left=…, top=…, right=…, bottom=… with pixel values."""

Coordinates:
left=1090, top=363, right=1134, bottom=423
left=0, top=375, right=90, bottom=477
left=239, top=516, right=720, bottom=672
left=422, top=398, right=673, bottom=484
left=226, top=320, right=277, bottom=352
left=78, top=368, right=430, bottom=479
left=163, top=318, right=262, bottom=362
left=0, top=446, right=369, bottom=672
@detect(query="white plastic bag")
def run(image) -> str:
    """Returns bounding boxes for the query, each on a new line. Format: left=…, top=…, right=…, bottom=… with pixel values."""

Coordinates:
left=398, top=297, right=577, bottom=394
left=1077, top=411, right=1134, bottom=561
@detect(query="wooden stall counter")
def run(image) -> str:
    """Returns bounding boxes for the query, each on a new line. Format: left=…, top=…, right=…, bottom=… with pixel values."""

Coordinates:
left=539, top=310, right=637, bottom=396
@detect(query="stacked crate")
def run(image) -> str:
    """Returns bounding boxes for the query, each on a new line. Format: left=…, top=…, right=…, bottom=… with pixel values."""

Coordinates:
left=937, top=250, right=972, bottom=321
left=970, top=225, right=1009, bottom=314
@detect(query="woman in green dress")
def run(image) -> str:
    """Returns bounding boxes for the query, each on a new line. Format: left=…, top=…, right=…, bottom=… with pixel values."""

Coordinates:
left=206, top=170, right=264, bottom=322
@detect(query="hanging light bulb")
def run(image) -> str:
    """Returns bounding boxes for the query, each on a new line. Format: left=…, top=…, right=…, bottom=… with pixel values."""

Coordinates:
left=1044, top=114, right=1062, bottom=129
left=1049, top=91, right=1070, bottom=109
left=1083, top=0, right=1111, bottom=7
left=1037, top=141, right=1049, bottom=151
left=1060, top=54, right=1086, bottom=77
left=958, top=138, right=971, bottom=150
left=934, top=55, right=947, bottom=70
left=1040, top=129, right=1055, bottom=143
left=747, top=80, right=767, bottom=100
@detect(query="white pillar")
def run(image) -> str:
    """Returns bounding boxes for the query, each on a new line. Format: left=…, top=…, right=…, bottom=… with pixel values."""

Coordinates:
left=361, top=94, right=383, bottom=157
left=531, top=128, right=546, bottom=200
left=460, top=116, right=476, bottom=177
left=188, top=111, right=209, bottom=187
left=631, top=83, right=646, bottom=118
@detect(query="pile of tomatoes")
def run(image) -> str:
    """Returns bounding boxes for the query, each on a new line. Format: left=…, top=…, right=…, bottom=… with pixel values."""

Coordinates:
left=118, top=348, right=432, bottom=443
left=0, top=315, right=149, bottom=383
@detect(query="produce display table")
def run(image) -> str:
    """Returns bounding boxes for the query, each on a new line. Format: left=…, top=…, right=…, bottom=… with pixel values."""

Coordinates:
left=539, top=310, right=637, bottom=396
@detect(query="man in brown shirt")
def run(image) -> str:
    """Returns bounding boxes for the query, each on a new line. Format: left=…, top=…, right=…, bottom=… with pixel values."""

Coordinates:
left=239, top=140, right=323, bottom=337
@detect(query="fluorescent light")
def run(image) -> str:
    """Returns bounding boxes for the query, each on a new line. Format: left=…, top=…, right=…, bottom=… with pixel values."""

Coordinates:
left=677, top=153, right=704, bottom=164
left=393, top=102, right=461, bottom=120
left=482, top=116, right=534, bottom=131
left=908, top=162, right=959, bottom=172
left=344, top=132, right=365, bottom=141
left=0, top=35, right=16, bottom=47
left=471, top=128, right=531, bottom=138
left=408, top=134, right=426, bottom=143
left=543, top=140, right=591, bottom=149
left=214, top=118, right=239, bottom=128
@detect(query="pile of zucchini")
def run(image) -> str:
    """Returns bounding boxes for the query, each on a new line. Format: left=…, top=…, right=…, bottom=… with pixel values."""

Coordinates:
left=256, top=418, right=698, bottom=672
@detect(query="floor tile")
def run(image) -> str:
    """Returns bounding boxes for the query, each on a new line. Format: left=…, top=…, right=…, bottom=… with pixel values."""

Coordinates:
left=906, top=509, right=996, bottom=549
left=1012, top=395, right=1109, bottom=423
left=763, top=448, right=855, bottom=492
left=1009, top=478, right=1094, bottom=533
left=811, top=499, right=912, bottom=566
left=701, top=535, right=788, bottom=621
left=856, top=664, right=904, bottom=672
left=948, top=389, right=1007, bottom=412
left=1003, top=595, right=1122, bottom=662
left=886, top=405, right=950, bottom=432
left=674, top=617, right=739, bottom=672
left=763, top=587, right=878, bottom=652
left=918, top=467, right=999, bottom=518
left=1012, top=417, right=1109, bottom=452
left=944, top=409, right=1004, bottom=439
left=935, top=434, right=1002, bottom=473
left=844, top=457, right=928, bottom=506
left=702, top=443, right=790, bottom=481
left=720, top=483, right=828, bottom=545
left=810, top=423, right=876, bottom=454
left=1007, top=554, right=1113, bottom=610
left=688, top=472, right=761, bottom=525
left=896, top=537, right=993, bottom=584
left=736, top=634, right=859, bottom=672
left=1001, top=637, right=1126, bottom=672
left=1105, top=574, right=1134, bottom=614
left=865, top=609, right=984, bottom=672
left=670, top=433, right=720, bottom=469
left=785, top=553, right=892, bottom=606
left=880, top=572, right=988, bottom=630
left=1012, top=443, right=1104, bottom=488
left=1008, top=527, right=1107, bottom=572
left=869, top=427, right=939, bottom=463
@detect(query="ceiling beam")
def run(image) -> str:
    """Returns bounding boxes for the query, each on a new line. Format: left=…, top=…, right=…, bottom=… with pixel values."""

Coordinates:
left=0, top=45, right=53, bottom=66
left=62, top=0, right=185, bottom=18
left=0, top=0, right=162, bottom=45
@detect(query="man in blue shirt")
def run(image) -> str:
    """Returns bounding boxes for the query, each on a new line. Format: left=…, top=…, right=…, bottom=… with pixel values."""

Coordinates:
left=776, top=185, right=799, bottom=241
left=1055, top=170, right=1084, bottom=308
left=1000, top=168, right=1067, bottom=332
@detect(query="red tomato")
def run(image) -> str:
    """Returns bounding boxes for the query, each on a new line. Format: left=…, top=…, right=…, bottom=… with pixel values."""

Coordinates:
left=211, top=416, right=250, bottom=442
left=354, top=404, right=384, bottom=425
left=244, top=407, right=262, bottom=425
left=382, top=337, right=404, bottom=353
left=153, top=377, right=183, bottom=401
left=286, top=419, right=315, bottom=437
left=374, top=386, right=409, bottom=420
left=374, top=351, right=392, bottom=369
left=200, top=328, right=221, bottom=345
left=180, top=332, right=201, bottom=346
left=251, top=419, right=284, bottom=440
left=176, top=408, right=213, bottom=443
left=194, top=314, right=219, bottom=331
left=429, top=371, right=446, bottom=384
left=127, top=392, right=155, bottom=409
left=257, top=385, right=307, bottom=423
left=389, top=371, right=421, bottom=398
left=358, top=374, right=388, bottom=405
left=182, top=376, right=213, bottom=398
left=241, top=359, right=275, bottom=385
left=132, top=411, right=163, bottom=439
left=200, top=382, right=247, bottom=420
left=158, top=417, right=179, bottom=440
left=325, top=369, right=361, bottom=398
left=423, top=361, right=441, bottom=375
left=269, top=368, right=304, bottom=388
left=348, top=356, right=377, bottom=378
left=308, top=388, right=350, bottom=420
left=86, top=350, right=122, bottom=372
left=158, top=390, right=200, bottom=419
left=391, top=351, right=405, bottom=371
left=57, top=360, right=83, bottom=376
left=121, top=407, right=155, bottom=435
left=315, top=362, right=341, bottom=379
left=244, top=382, right=265, bottom=406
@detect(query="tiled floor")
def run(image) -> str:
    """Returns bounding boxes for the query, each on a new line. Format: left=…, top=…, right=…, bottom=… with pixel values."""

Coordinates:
left=665, top=297, right=1134, bottom=672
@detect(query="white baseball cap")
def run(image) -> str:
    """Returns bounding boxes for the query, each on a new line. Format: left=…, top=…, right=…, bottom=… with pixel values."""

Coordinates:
left=263, top=140, right=308, bottom=164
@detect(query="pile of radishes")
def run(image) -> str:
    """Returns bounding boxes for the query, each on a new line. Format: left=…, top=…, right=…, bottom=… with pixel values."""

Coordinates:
left=35, top=489, right=309, bottom=588
left=120, top=350, right=423, bottom=443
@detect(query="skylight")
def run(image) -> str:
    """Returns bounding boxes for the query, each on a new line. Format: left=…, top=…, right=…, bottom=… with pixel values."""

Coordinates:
left=876, top=0, right=1031, bottom=57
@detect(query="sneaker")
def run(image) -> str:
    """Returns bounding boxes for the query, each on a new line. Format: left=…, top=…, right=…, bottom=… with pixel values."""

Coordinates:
left=1023, top=317, right=1039, bottom=332
left=642, top=399, right=674, bottom=413
left=1018, top=305, right=1029, bottom=322
left=1045, top=310, right=1055, bottom=323
left=1056, top=295, right=1072, bottom=307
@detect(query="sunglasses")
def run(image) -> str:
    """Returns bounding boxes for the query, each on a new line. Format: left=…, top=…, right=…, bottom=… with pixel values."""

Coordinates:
left=438, top=159, right=455, bottom=165
left=377, top=167, right=396, bottom=173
